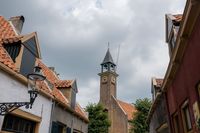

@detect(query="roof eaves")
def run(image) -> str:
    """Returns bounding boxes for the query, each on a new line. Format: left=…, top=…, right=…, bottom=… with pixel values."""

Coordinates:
left=162, top=0, right=200, bottom=92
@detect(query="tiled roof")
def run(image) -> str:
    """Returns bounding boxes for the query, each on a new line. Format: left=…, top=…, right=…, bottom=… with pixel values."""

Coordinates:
left=152, top=78, right=163, bottom=88
left=38, top=60, right=88, bottom=121
left=75, top=103, right=88, bottom=121
left=55, top=80, right=73, bottom=88
left=117, top=100, right=136, bottom=120
left=2, top=36, right=23, bottom=44
left=37, top=60, right=68, bottom=105
left=0, top=16, right=16, bottom=39
left=173, top=14, right=182, bottom=23
left=0, top=16, right=17, bottom=71
left=38, top=60, right=59, bottom=83
left=0, top=15, right=88, bottom=122
left=0, top=45, right=16, bottom=71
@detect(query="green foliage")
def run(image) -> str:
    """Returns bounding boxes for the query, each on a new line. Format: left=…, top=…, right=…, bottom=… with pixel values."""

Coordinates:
left=130, top=98, right=152, bottom=133
left=86, top=103, right=111, bottom=133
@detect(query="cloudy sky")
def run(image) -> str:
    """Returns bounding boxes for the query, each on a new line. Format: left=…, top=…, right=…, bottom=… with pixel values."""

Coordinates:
left=0, top=0, right=186, bottom=107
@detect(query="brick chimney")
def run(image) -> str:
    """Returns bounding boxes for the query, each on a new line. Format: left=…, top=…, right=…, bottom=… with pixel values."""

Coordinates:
left=9, top=16, right=25, bottom=35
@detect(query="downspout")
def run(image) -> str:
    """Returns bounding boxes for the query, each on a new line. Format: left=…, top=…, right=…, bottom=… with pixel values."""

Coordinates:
left=49, top=100, right=55, bottom=133
left=71, top=117, right=74, bottom=133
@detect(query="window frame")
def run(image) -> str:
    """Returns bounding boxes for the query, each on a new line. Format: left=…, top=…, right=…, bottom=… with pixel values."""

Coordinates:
left=2, top=114, right=36, bottom=133
left=181, top=100, right=193, bottom=133
left=172, top=111, right=180, bottom=133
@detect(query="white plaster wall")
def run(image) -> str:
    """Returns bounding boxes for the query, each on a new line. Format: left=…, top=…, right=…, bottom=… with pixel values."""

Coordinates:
left=0, top=69, right=52, bottom=133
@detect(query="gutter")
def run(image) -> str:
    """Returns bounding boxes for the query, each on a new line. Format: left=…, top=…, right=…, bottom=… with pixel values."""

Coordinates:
left=49, top=100, right=55, bottom=133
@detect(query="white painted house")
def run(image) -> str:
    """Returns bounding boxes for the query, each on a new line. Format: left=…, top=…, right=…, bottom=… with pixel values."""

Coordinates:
left=0, top=16, right=53, bottom=133
left=0, top=15, right=88, bottom=133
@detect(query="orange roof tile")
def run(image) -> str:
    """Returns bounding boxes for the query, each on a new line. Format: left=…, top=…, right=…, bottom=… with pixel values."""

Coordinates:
left=0, top=16, right=16, bottom=39
left=0, top=16, right=87, bottom=122
left=38, top=60, right=59, bottom=83
left=0, top=45, right=16, bottom=71
left=0, top=16, right=17, bottom=71
left=117, top=100, right=136, bottom=120
left=55, top=80, right=73, bottom=88
left=2, top=36, right=23, bottom=44
left=75, top=103, right=89, bottom=122
left=37, top=60, right=68, bottom=104
left=173, top=14, right=182, bottom=23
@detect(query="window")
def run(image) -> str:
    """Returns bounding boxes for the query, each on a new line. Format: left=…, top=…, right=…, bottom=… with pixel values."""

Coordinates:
left=67, top=127, right=71, bottom=133
left=20, top=37, right=39, bottom=77
left=51, top=121, right=66, bottom=133
left=182, top=102, right=192, bottom=132
left=3, top=42, right=21, bottom=62
left=2, top=114, right=36, bottom=133
left=23, top=37, right=39, bottom=57
left=173, top=112, right=180, bottom=133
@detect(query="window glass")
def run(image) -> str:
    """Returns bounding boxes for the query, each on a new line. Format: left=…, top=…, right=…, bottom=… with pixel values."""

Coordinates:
left=23, top=37, right=39, bottom=57
left=2, top=114, right=36, bottom=133
left=20, top=46, right=36, bottom=77
left=183, top=105, right=192, bottom=131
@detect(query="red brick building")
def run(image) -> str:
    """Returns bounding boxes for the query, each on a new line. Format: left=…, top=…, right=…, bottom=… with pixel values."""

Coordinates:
left=148, top=0, right=200, bottom=133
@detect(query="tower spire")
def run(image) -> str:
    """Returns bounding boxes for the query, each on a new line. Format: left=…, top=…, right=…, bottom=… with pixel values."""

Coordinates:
left=101, top=47, right=116, bottom=73
left=101, top=48, right=115, bottom=65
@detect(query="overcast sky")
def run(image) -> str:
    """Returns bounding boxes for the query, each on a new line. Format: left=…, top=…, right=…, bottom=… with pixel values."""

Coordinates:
left=0, top=0, right=186, bottom=107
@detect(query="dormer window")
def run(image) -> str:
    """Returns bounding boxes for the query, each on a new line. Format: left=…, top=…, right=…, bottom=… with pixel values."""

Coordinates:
left=165, top=14, right=182, bottom=57
left=23, top=37, right=39, bottom=58
left=19, top=33, right=41, bottom=77
left=3, top=42, right=21, bottom=62
left=20, top=37, right=38, bottom=76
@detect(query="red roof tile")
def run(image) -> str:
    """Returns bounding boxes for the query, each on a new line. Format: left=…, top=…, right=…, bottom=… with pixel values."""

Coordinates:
left=0, top=16, right=16, bottom=39
left=0, top=45, right=16, bottom=71
left=173, top=14, right=182, bottom=23
left=38, top=60, right=59, bottom=83
left=55, top=80, right=73, bottom=88
left=0, top=16, right=18, bottom=71
left=117, top=100, right=136, bottom=120
left=75, top=103, right=88, bottom=121
left=37, top=60, right=68, bottom=104
left=0, top=16, right=87, bottom=122
left=2, top=36, right=23, bottom=44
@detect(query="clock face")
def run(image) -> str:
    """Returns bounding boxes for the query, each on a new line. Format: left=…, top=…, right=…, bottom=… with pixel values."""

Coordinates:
left=111, top=76, right=115, bottom=83
left=102, top=76, right=108, bottom=83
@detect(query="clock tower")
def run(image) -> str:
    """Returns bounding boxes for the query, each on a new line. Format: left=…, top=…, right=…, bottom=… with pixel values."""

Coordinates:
left=98, top=48, right=118, bottom=109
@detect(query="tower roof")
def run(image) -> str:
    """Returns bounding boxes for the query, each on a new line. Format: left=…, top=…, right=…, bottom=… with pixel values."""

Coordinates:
left=101, top=49, right=115, bottom=65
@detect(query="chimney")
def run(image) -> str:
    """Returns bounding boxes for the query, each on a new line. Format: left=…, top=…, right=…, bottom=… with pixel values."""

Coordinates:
left=9, top=16, right=25, bottom=34
left=48, top=67, right=60, bottom=76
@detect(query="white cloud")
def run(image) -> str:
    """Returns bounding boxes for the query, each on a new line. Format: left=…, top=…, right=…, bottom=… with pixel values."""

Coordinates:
left=0, top=0, right=186, bottom=107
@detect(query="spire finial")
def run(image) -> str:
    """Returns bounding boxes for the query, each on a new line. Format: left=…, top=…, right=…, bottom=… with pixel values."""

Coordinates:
left=108, top=42, right=110, bottom=49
